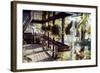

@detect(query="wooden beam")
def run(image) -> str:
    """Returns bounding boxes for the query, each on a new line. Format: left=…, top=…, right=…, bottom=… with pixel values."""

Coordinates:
left=30, top=12, right=72, bottom=24
left=31, top=20, right=45, bottom=24
left=61, top=17, right=65, bottom=44
left=46, top=12, right=72, bottom=22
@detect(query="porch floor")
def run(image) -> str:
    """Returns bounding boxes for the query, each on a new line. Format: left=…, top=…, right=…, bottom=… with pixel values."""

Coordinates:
left=23, top=44, right=54, bottom=63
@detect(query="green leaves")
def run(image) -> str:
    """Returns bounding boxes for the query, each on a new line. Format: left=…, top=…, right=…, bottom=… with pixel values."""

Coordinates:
left=78, top=14, right=89, bottom=28
left=51, top=24, right=60, bottom=36
left=41, top=25, right=47, bottom=31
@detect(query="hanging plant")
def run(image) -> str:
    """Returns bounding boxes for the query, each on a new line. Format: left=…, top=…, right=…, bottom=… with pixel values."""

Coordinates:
left=65, top=21, right=73, bottom=35
left=51, top=24, right=60, bottom=36
left=46, top=25, right=51, bottom=31
left=41, top=25, right=47, bottom=31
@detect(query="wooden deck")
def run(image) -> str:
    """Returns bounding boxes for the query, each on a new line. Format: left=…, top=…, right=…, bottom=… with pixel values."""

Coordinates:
left=23, top=44, right=54, bottom=63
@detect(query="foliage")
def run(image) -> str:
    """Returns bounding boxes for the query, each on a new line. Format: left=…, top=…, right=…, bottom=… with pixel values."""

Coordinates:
left=65, top=21, right=73, bottom=35
left=78, top=13, right=89, bottom=28
left=41, top=25, right=47, bottom=31
left=46, top=25, right=51, bottom=31
left=51, top=24, right=60, bottom=36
